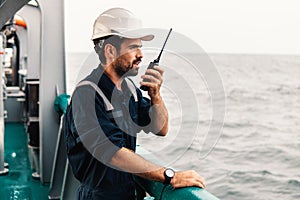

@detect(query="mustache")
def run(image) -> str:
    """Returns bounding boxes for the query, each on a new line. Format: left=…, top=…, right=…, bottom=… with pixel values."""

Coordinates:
left=132, top=57, right=142, bottom=65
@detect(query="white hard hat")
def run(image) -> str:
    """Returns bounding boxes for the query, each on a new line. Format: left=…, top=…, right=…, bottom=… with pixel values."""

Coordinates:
left=91, top=7, right=154, bottom=41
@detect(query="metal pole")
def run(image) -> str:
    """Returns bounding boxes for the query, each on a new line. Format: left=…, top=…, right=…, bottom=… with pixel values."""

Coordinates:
left=39, top=0, right=66, bottom=183
left=0, top=32, right=9, bottom=175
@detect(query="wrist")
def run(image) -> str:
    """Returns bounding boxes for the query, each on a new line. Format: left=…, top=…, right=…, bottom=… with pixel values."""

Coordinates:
left=163, top=168, right=175, bottom=185
left=151, top=95, right=162, bottom=105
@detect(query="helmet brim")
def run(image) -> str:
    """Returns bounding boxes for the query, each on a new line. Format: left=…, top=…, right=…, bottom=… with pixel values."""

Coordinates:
left=91, top=28, right=154, bottom=41
left=119, top=33, right=154, bottom=41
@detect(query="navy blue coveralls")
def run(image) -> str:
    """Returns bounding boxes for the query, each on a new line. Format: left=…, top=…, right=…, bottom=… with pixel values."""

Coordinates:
left=63, top=66, right=151, bottom=200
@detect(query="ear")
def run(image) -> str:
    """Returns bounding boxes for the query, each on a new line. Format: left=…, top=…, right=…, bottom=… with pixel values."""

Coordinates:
left=104, top=44, right=117, bottom=60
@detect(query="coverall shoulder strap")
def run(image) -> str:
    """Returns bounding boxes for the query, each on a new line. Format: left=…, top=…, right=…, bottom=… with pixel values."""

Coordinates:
left=76, top=80, right=114, bottom=111
left=125, top=78, right=138, bottom=102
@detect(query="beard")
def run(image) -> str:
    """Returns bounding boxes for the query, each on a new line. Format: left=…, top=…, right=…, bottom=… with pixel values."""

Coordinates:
left=113, top=55, right=142, bottom=77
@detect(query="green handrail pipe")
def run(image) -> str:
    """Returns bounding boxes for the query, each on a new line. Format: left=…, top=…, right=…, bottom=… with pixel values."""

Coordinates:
left=134, top=145, right=220, bottom=200
left=134, top=176, right=220, bottom=200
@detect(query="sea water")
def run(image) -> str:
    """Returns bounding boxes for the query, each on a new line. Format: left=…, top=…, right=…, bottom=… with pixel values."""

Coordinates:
left=66, top=52, right=300, bottom=200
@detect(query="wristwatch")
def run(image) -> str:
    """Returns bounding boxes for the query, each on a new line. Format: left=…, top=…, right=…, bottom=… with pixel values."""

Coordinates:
left=164, top=168, right=175, bottom=184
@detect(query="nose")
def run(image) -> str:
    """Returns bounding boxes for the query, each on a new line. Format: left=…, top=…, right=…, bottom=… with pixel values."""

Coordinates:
left=136, top=48, right=143, bottom=58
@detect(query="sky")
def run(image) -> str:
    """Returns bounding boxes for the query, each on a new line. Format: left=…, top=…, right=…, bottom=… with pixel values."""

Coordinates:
left=64, top=0, right=300, bottom=55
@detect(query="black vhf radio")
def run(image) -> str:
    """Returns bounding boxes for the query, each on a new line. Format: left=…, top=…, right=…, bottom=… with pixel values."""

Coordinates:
left=140, top=28, right=173, bottom=91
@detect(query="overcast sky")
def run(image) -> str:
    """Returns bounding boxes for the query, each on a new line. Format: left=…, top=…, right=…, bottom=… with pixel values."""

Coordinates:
left=64, top=0, right=300, bottom=54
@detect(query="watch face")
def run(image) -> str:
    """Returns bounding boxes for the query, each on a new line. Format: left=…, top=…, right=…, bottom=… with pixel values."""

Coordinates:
left=165, top=169, right=175, bottom=178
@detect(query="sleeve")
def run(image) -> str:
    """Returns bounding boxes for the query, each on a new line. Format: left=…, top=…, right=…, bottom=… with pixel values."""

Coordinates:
left=70, top=86, right=126, bottom=164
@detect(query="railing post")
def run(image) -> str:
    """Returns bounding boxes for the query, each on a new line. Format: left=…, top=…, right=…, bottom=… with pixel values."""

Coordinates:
left=0, top=32, right=9, bottom=175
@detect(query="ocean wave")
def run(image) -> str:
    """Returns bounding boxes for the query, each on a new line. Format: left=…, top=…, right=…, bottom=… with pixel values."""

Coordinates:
left=67, top=53, right=300, bottom=200
left=288, top=179, right=300, bottom=187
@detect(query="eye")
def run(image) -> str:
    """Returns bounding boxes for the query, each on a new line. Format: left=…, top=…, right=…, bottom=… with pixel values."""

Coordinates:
left=128, top=44, right=142, bottom=51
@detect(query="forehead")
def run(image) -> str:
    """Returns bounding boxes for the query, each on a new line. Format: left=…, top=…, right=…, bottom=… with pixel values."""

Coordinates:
left=121, top=38, right=142, bottom=48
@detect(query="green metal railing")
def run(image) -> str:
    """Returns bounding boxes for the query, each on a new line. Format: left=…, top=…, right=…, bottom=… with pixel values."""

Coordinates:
left=135, top=145, right=220, bottom=200
left=134, top=176, right=220, bottom=200
left=53, top=96, right=221, bottom=200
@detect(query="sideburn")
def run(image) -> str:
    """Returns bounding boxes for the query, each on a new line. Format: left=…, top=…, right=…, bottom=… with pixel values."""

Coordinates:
left=113, top=55, right=132, bottom=78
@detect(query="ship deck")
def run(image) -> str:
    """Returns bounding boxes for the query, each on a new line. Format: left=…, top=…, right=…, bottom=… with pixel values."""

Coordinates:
left=0, top=122, right=49, bottom=199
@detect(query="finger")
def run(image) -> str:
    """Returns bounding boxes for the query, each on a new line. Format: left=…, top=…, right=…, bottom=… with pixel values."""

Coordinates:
left=195, top=176, right=206, bottom=188
left=141, top=75, right=161, bottom=85
left=145, top=68, right=163, bottom=81
left=153, top=65, right=164, bottom=75
left=140, top=81, right=159, bottom=89
left=198, top=181, right=206, bottom=189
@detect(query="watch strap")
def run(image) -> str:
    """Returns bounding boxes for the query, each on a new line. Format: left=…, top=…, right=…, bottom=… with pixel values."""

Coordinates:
left=163, top=168, right=174, bottom=184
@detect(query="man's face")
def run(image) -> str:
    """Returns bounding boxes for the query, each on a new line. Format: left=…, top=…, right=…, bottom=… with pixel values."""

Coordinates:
left=112, top=38, right=143, bottom=77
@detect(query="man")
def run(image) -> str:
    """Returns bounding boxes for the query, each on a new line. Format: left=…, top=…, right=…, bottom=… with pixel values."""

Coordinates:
left=64, top=7, right=206, bottom=200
